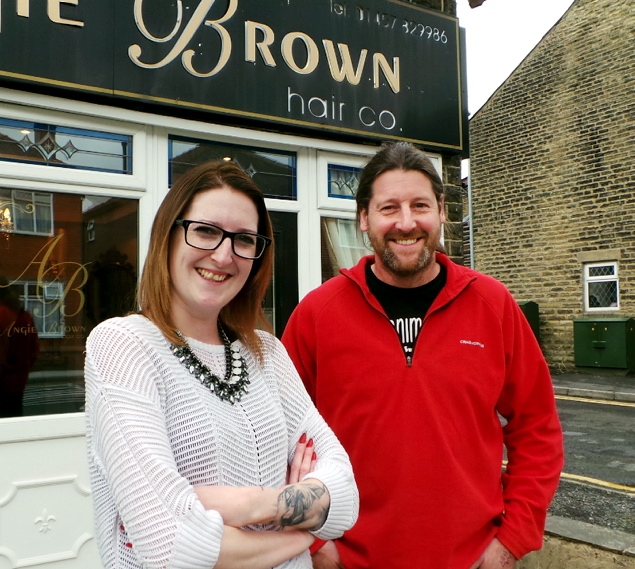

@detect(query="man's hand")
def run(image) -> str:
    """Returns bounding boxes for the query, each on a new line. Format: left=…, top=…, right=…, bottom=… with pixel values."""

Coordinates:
left=470, top=538, right=516, bottom=569
left=312, top=540, right=344, bottom=569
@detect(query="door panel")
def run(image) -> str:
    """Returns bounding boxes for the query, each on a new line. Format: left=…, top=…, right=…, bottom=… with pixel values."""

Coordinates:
left=0, top=416, right=100, bottom=569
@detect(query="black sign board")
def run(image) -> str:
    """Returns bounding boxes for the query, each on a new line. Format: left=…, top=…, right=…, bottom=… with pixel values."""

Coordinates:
left=0, top=0, right=465, bottom=151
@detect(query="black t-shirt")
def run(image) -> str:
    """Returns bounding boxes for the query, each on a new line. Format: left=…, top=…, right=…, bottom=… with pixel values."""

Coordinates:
left=366, top=263, right=446, bottom=362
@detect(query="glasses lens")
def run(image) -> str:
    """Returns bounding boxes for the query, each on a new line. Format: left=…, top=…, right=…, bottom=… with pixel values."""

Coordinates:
left=186, top=222, right=223, bottom=249
left=233, top=233, right=265, bottom=259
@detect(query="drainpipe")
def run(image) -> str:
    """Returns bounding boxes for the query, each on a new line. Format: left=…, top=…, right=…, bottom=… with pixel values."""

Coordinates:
left=467, top=160, right=475, bottom=269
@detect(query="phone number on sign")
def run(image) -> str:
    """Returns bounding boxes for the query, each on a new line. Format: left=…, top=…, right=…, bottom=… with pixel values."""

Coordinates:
left=356, top=7, right=449, bottom=43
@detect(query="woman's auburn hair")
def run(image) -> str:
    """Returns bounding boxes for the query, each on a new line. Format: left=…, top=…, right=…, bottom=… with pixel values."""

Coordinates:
left=136, top=160, right=274, bottom=360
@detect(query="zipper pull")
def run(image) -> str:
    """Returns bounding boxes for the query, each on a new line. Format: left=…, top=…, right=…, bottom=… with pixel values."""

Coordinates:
left=406, top=355, right=412, bottom=367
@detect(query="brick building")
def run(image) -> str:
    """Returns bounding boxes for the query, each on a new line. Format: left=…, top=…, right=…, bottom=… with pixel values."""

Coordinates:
left=469, top=0, right=634, bottom=372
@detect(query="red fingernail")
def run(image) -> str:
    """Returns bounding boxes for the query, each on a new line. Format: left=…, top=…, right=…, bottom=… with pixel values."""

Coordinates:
left=307, top=438, right=314, bottom=448
left=299, top=433, right=306, bottom=444
left=125, top=542, right=133, bottom=548
left=312, top=452, right=317, bottom=461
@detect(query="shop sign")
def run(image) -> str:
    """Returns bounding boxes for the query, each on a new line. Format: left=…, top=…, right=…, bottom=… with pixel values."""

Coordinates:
left=0, top=0, right=465, bottom=151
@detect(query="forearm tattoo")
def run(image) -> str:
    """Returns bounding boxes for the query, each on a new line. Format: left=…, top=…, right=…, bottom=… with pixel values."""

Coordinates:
left=499, top=550, right=515, bottom=567
left=277, top=483, right=330, bottom=529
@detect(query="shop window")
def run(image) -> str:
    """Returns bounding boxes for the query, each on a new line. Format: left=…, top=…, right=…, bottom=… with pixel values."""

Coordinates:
left=169, top=136, right=297, bottom=199
left=584, top=262, right=619, bottom=311
left=0, top=118, right=132, bottom=174
left=0, top=189, right=53, bottom=236
left=0, top=190, right=138, bottom=417
left=321, top=217, right=367, bottom=282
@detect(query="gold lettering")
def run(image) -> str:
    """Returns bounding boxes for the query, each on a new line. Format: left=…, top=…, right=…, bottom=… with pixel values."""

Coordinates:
left=6, top=235, right=90, bottom=318
left=58, top=264, right=89, bottom=317
left=17, top=0, right=29, bottom=17
left=373, top=53, right=400, bottom=93
left=129, top=0, right=212, bottom=69
left=135, top=0, right=182, bottom=42
left=182, top=0, right=237, bottom=77
left=245, top=21, right=276, bottom=67
left=281, top=32, right=319, bottom=75
left=322, top=40, right=367, bottom=85
left=47, top=0, right=84, bottom=27
left=129, top=0, right=237, bottom=78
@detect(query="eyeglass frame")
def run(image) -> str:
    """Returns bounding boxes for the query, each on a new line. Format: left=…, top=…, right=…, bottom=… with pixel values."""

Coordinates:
left=174, top=219, right=272, bottom=260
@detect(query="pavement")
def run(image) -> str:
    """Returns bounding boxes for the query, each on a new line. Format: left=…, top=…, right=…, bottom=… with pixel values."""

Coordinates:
left=546, top=368, right=635, bottom=558
left=551, top=368, right=635, bottom=402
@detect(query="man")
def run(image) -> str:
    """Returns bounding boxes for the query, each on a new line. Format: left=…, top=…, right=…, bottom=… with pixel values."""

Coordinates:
left=281, top=142, right=563, bottom=569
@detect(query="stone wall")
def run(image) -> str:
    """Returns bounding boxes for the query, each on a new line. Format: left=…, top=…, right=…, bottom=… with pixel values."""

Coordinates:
left=469, top=0, right=635, bottom=370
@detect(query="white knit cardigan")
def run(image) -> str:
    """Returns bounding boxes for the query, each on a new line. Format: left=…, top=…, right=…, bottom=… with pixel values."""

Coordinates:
left=84, top=314, right=358, bottom=569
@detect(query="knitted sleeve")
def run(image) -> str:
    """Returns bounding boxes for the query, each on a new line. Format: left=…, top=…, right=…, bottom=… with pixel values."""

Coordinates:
left=258, top=332, right=359, bottom=540
left=85, top=319, right=224, bottom=569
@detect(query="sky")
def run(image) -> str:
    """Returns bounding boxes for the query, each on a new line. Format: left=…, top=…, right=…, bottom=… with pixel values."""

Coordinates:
left=456, top=0, right=577, bottom=116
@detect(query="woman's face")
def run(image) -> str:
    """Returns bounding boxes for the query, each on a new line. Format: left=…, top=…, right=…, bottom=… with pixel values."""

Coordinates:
left=168, top=186, right=259, bottom=328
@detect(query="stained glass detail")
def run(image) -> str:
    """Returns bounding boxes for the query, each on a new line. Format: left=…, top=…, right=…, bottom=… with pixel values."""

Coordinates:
left=328, top=164, right=361, bottom=199
left=169, top=137, right=296, bottom=200
left=0, top=118, right=132, bottom=174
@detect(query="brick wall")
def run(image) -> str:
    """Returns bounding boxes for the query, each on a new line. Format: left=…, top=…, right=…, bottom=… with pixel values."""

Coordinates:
left=469, top=0, right=635, bottom=370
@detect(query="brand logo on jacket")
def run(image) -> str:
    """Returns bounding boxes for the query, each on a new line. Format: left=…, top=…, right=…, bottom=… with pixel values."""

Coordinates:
left=460, top=339, right=485, bottom=349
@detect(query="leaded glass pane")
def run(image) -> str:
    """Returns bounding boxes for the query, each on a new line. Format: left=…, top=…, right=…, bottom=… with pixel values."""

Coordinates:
left=588, top=265, right=615, bottom=278
left=587, top=281, right=618, bottom=308
left=169, top=137, right=296, bottom=200
left=0, top=118, right=132, bottom=174
left=328, top=164, right=361, bottom=199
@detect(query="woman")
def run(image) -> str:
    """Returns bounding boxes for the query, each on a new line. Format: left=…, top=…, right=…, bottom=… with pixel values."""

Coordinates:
left=84, top=161, right=358, bottom=569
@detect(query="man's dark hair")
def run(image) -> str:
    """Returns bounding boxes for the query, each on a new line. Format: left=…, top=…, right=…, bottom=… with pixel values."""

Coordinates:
left=356, top=142, right=444, bottom=222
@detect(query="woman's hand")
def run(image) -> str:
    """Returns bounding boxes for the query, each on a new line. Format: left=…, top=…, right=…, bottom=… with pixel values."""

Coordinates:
left=194, top=434, right=328, bottom=531
left=288, top=433, right=317, bottom=484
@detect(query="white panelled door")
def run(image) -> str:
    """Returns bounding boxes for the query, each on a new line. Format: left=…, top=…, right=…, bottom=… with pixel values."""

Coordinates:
left=0, top=416, right=100, bottom=568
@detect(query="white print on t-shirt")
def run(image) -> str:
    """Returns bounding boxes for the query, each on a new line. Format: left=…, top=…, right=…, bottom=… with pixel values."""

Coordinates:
left=460, top=339, right=485, bottom=349
left=391, top=317, right=423, bottom=348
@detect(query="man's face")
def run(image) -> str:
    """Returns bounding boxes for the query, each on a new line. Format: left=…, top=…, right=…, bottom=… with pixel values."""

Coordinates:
left=359, top=169, right=445, bottom=287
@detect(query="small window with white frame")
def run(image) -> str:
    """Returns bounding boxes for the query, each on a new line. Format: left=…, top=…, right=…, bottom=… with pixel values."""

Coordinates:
left=584, top=261, right=619, bottom=311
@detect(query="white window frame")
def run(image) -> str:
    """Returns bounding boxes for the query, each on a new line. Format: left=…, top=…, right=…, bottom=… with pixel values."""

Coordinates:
left=583, top=261, right=619, bottom=312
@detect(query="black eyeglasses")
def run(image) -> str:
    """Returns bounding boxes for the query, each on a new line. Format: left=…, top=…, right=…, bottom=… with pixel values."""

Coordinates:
left=174, top=219, right=271, bottom=260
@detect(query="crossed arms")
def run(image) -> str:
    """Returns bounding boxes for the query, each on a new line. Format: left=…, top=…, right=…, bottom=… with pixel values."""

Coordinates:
left=194, top=435, right=330, bottom=569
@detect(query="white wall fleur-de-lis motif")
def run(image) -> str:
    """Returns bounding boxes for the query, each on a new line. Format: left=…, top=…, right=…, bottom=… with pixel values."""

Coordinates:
left=35, top=509, right=57, bottom=533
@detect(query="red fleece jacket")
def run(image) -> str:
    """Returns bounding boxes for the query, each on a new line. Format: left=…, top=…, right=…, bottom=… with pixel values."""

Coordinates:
left=282, top=254, right=563, bottom=569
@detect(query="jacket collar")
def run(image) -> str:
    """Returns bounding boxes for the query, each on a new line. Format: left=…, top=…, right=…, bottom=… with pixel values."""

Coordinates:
left=341, top=253, right=477, bottom=313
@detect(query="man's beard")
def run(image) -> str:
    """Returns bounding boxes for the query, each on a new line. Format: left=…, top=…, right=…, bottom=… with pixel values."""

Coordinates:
left=367, top=229, right=440, bottom=278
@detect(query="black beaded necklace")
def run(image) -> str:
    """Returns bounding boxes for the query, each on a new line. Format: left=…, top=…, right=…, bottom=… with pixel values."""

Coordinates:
left=170, top=325, right=250, bottom=404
